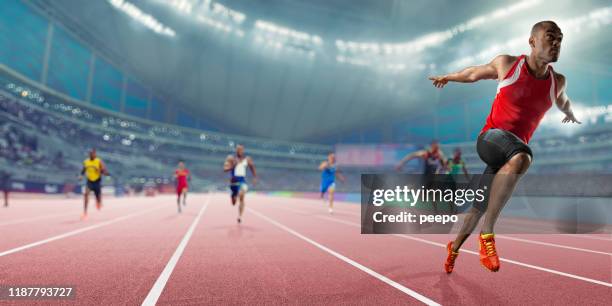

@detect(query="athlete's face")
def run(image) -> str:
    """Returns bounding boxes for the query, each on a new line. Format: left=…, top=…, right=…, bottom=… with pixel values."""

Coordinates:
left=531, top=24, right=563, bottom=63
left=431, top=142, right=439, bottom=152
left=328, top=153, right=335, bottom=164
left=236, top=145, right=244, bottom=157
left=89, top=150, right=96, bottom=159
left=178, top=162, right=184, bottom=169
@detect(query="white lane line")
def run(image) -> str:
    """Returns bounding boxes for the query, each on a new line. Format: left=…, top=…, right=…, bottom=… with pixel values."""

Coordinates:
left=316, top=216, right=612, bottom=288
left=248, top=207, right=440, bottom=306
left=0, top=205, right=166, bottom=257
left=560, top=234, right=612, bottom=241
left=0, top=212, right=76, bottom=227
left=496, top=235, right=612, bottom=256
left=141, top=197, right=210, bottom=306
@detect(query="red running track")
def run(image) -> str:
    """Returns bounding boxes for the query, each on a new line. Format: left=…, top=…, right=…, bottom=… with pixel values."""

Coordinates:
left=0, top=193, right=610, bottom=305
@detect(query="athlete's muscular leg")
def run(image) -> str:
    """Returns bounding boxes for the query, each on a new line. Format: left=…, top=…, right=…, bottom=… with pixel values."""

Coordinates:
left=452, top=207, right=484, bottom=252
left=238, top=190, right=246, bottom=217
left=328, top=189, right=335, bottom=209
left=96, top=191, right=102, bottom=209
left=452, top=166, right=497, bottom=251
left=83, top=187, right=90, bottom=213
left=481, top=152, right=531, bottom=233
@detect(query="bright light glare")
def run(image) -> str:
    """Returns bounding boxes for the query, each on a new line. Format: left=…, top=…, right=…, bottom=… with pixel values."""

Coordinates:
left=109, top=0, right=176, bottom=37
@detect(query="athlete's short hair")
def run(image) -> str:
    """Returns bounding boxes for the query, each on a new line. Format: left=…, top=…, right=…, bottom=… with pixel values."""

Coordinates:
left=531, top=21, right=559, bottom=37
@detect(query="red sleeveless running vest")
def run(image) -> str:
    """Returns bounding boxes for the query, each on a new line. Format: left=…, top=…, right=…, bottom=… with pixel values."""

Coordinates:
left=481, top=55, right=557, bottom=144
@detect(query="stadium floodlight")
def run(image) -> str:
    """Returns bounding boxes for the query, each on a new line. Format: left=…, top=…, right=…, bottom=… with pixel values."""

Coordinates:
left=210, top=2, right=246, bottom=24
left=254, top=20, right=324, bottom=46
left=153, top=0, right=247, bottom=36
left=166, top=0, right=195, bottom=14
left=253, top=20, right=323, bottom=59
left=196, top=12, right=244, bottom=36
left=108, top=0, right=176, bottom=37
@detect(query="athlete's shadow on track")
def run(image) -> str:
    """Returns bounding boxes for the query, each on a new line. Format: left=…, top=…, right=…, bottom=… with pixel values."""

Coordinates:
left=286, top=210, right=354, bottom=218
left=206, top=225, right=260, bottom=239
left=61, top=220, right=83, bottom=225
left=162, top=212, right=198, bottom=220
left=227, top=225, right=259, bottom=239
left=392, top=270, right=505, bottom=304
left=61, top=218, right=113, bottom=225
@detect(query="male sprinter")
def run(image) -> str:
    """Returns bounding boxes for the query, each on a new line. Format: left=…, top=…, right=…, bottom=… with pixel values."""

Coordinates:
left=395, top=140, right=446, bottom=175
left=443, top=148, right=469, bottom=214
left=429, top=21, right=580, bottom=273
left=224, top=145, right=257, bottom=223
left=174, top=161, right=191, bottom=213
left=79, top=148, right=109, bottom=220
left=319, top=152, right=345, bottom=214
left=445, top=148, right=469, bottom=178
left=396, top=140, right=447, bottom=213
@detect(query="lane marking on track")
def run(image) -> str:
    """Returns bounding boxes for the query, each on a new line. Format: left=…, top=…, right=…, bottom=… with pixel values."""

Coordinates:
left=315, top=215, right=612, bottom=288
left=248, top=207, right=441, bottom=306
left=0, top=205, right=167, bottom=257
left=560, top=234, right=612, bottom=241
left=496, top=235, right=612, bottom=256
left=141, top=197, right=210, bottom=306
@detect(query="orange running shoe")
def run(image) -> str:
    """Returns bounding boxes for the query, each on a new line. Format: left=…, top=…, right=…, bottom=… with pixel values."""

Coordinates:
left=478, top=233, right=500, bottom=272
left=444, top=241, right=459, bottom=273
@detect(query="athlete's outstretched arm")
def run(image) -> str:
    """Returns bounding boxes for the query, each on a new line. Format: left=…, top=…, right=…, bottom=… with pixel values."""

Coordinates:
left=223, top=155, right=235, bottom=172
left=395, top=150, right=426, bottom=171
left=318, top=161, right=328, bottom=171
left=555, top=74, right=581, bottom=124
left=429, top=55, right=512, bottom=88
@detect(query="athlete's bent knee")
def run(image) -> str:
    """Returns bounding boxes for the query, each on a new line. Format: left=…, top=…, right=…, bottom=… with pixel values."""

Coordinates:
left=508, top=152, right=531, bottom=174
